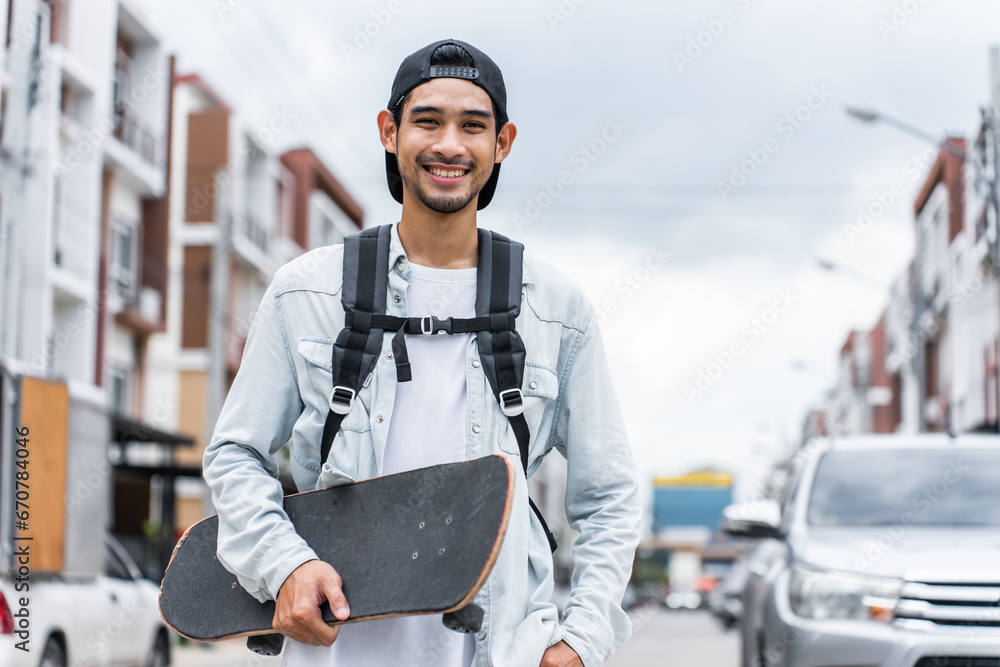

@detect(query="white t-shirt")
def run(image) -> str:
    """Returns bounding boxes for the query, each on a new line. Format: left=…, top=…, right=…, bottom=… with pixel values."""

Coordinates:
left=282, top=262, right=477, bottom=667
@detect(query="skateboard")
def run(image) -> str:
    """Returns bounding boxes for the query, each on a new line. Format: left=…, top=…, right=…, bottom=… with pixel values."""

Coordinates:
left=158, top=455, right=514, bottom=655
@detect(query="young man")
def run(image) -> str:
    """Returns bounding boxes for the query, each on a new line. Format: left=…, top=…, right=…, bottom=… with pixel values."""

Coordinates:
left=202, top=39, right=640, bottom=667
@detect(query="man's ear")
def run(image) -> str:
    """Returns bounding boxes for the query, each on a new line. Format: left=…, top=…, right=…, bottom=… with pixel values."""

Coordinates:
left=495, top=122, right=517, bottom=164
left=377, top=109, right=397, bottom=154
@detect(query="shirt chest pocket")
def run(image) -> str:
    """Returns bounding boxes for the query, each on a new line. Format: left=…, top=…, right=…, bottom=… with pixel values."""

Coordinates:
left=496, top=363, right=559, bottom=464
left=295, top=337, right=372, bottom=435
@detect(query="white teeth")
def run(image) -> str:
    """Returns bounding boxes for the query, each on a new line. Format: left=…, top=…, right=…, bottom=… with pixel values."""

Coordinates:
left=428, top=167, right=464, bottom=178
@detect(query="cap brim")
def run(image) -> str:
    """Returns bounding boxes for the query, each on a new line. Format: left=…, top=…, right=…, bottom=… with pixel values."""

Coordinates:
left=385, top=151, right=501, bottom=211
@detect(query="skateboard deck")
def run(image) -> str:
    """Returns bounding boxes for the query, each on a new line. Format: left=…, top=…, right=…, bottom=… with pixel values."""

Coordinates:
left=158, top=455, right=514, bottom=646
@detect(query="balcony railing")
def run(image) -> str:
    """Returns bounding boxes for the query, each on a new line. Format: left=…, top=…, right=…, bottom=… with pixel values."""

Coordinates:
left=113, top=106, right=158, bottom=166
left=240, top=213, right=270, bottom=253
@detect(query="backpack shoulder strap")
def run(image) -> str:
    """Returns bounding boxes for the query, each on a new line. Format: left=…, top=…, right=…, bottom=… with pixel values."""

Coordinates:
left=319, top=224, right=392, bottom=465
left=475, top=229, right=557, bottom=552
left=474, top=228, right=526, bottom=418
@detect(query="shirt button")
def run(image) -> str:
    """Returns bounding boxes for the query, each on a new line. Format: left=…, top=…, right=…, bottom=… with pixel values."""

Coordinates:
left=386, top=351, right=394, bottom=360
left=472, top=425, right=481, bottom=434
left=397, top=260, right=406, bottom=271
left=376, top=414, right=385, bottom=423
left=477, top=631, right=486, bottom=641
left=529, top=381, right=537, bottom=390
left=394, top=294, right=402, bottom=303
left=472, top=360, right=481, bottom=368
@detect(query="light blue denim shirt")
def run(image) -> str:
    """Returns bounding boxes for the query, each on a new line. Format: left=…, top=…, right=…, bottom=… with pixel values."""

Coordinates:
left=202, top=224, right=641, bottom=667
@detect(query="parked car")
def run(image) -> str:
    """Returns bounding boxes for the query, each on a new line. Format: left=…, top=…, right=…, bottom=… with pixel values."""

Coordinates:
left=0, top=535, right=171, bottom=667
left=724, top=434, right=1000, bottom=667
left=708, top=556, right=748, bottom=630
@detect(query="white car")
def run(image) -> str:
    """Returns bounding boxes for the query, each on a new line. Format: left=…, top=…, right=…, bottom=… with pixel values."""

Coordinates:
left=0, top=535, right=171, bottom=667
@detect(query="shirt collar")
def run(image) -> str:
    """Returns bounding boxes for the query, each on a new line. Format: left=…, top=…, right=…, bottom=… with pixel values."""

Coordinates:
left=387, top=222, right=533, bottom=286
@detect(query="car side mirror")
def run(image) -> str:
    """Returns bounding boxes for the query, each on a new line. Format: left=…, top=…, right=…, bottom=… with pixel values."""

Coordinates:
left=721, top=500, right=784, bottom=539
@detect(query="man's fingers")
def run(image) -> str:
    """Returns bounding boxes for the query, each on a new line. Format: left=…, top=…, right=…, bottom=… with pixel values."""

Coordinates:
left=304, top=605, right=338, bottom=646
left=273, top=560, right=349, bottom=646
left=324, top=581, right=351, bottom=621
left=285, top=602, right=335, bottom=646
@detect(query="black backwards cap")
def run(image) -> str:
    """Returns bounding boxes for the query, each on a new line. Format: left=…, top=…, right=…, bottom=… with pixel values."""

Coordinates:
left=385, top=39, right=508, bottom=210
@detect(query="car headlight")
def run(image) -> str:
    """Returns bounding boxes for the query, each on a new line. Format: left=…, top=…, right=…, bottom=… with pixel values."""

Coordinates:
left=789, top=564, right=902, bottom=621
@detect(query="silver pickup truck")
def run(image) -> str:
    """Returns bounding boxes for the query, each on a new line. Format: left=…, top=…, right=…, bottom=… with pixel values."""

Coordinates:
left=725, top=434, right=1000, bottom=667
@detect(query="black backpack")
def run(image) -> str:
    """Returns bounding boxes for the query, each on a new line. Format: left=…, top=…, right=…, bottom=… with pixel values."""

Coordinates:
left=320, top=224, right=557, bottom=552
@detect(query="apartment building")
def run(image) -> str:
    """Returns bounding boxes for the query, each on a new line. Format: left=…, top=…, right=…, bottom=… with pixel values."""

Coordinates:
left=2, top=0, right=171, bottom=397
left=0, top=0, right=185, bottom=574
left=808, top=57, right=1000, bottom=439
left=145, top=73, right=364, bottom=532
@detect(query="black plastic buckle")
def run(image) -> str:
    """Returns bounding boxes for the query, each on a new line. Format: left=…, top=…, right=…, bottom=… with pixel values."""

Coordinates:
left=419, top=316, right=452, bottom=335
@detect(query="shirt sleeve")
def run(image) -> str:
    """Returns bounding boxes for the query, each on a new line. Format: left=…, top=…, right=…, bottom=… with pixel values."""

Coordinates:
left=201, top=277, right=318, bottom=602
left=553, top=311, right=642, bottom=667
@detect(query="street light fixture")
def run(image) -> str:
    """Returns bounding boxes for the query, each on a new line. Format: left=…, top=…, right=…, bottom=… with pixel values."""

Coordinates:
left=815, top=257, right=888, bottom=291
left=843, top=106, right=960, bottom=155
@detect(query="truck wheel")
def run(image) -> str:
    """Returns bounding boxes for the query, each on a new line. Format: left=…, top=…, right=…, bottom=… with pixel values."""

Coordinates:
left=147, top=632, right=170, bottom=667
left=40, top=638, right=66, bottom=667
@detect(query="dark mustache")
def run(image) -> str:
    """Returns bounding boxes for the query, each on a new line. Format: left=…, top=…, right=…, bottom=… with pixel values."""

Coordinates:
left=417, top=156, right=474, bottom=169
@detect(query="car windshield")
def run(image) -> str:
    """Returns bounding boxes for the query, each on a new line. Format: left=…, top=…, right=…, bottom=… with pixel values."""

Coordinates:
left=807, top=448, right=1000, bottom=526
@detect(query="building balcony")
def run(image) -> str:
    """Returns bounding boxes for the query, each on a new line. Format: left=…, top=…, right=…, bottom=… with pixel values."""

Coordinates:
left=230, top=214, right=278, bottom=277
left=113, top=106, right=158, bottom=166
left=112, top=281, right=165, bottom=335
left=240, top=212, right=269, bottom=253
left=104, top=129, right=165, bottom=198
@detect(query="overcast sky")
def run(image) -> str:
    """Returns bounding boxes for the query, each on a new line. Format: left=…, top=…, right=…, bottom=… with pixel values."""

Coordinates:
left=149, top=0, right=1000, bottom=499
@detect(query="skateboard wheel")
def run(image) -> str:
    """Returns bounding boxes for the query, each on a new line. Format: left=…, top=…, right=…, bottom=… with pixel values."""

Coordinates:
left=246, top=633, right=285, bottom=656
left=442, top=603, right=484, bottom=634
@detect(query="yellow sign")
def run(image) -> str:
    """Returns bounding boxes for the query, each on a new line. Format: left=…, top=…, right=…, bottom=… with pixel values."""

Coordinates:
left=654, top=470, right=732, bottom=487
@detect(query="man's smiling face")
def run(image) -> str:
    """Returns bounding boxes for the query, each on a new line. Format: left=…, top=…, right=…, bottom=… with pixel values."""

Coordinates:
left=387, top=78, right=510, bottom=214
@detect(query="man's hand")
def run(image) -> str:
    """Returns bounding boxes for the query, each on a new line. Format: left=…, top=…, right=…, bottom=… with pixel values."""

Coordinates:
left=539, top=640, right=583, bottom=667
left=273, top=559, right=350, bottom=646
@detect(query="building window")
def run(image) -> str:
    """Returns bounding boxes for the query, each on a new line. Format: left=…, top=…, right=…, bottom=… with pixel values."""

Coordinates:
left=110, top=366, right=131, bottom=415
left=111, top=220, right=138, bottom=303
left=52, top=173, right=62, bottom=266
left=113, top=40, right=132, bottom=141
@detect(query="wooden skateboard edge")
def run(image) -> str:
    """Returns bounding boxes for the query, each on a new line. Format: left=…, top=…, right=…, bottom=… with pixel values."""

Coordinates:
left=158, top=454, right=517, bottom=643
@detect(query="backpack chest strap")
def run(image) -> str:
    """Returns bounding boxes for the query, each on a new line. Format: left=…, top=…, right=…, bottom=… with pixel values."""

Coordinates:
left=321, top=225, right=556, bottom=552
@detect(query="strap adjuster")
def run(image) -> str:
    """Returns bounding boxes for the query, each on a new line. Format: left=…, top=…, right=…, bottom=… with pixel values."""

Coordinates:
left=329, top=386, right=356, bottom=415
left=499, top=388, right=524, bottom=417
left=419, top=316, right=452, bottom=335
